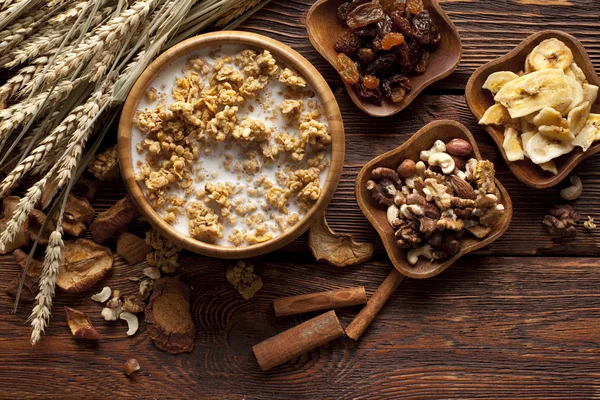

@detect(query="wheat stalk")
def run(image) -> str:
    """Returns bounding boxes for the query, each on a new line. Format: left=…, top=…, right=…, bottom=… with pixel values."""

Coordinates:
left=29, top=230, right=63, bottom=345
left=214, top=0, right=260, bottom=27
left=26, top=0, right=157, bottom=94
left=0, top=0, right=43, bottom=31
left=0, top=7, right=49, bottom=55
left=0, top=56, right=47, bottom=103
left=0, top=79, right=75, bottom=144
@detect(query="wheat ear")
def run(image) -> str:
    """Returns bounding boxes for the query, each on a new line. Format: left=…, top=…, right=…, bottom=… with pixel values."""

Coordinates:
left=27, top=0, right=156, bottom=93
left=0, top=7, right=48, bottom=55
left=0, top=56, right=46, bottom=103
left=29, top=230, right=63, bottom=345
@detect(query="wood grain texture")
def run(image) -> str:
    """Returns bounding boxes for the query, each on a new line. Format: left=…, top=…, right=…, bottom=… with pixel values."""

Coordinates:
left=0, top=0, right=600, bottom=398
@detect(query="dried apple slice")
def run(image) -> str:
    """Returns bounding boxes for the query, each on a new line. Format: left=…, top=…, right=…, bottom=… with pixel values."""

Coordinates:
left=64, top=306, right=101, bottom=340
left=56, top=239, right=113, bottom=293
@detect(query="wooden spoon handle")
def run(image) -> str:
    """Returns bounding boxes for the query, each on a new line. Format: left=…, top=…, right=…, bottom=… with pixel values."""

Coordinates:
left=345, top=269, right=405, bottom=340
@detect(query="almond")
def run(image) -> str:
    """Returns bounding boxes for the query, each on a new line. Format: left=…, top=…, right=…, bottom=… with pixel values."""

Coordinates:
left=446, top=139, right=473, bottom=156
left=449, top=175, right=477, bottom=200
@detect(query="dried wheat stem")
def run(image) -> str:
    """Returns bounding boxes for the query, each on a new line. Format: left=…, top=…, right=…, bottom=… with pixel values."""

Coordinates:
left=0, top=79, right=75, bottom=143
left=214, top=0, right=259, bottom=27
left=0, top=175, right=46, bottom=253
left=29, top=230, right=63, bottom=346
left=0, top=56, right=47, bottom=103
left=29, top=0, right=156, bottom=92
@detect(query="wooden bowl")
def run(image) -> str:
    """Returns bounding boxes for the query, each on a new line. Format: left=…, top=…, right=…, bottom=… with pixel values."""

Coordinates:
left=355, top=120, right=513, bottom=279
left=306, top=0, right=462, bottom=117
left=118, top=31, right=345, bottom=259
left=466, top=30, right=600, bottom=189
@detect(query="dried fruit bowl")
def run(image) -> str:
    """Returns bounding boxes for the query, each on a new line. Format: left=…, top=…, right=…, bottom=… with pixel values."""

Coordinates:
left=355, top=120, right=513, bottom=279
left=118, top=32, right=345, bottom=259
left=306, top=0, right=462, bottom=117
left=466, top=30, right=600, bottom=189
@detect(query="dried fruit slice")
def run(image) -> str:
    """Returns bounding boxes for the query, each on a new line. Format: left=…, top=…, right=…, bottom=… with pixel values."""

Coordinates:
left=56, top=239, right=113, bottom=293
left=563, top=75, right=584, bottom=114
left=539, top=161, right=558, bottom=175
left=526, top=38, right=574, bottom=72
left=479, top=103, right=512, bottom=126
left=494, top=69, right=572, bottom=119
left=533, top=107, right=563, bottom=127
left=566, top=62, right=587, bottom=85
left=145, top=277, right=196, bottom=354
left=6, top=249, right=42, bottom=302
left=482, top=71, right=520, bottom=95
left=538, top=125, right=574, bottom=142
left=525, top=132, right=574, bottom=164
left=336, top=53, right=360, bottom=85
left=64, top=307, right=100, bottom=340
left=502, top=127, right=524, bottom=161
left=572, top=123, right=597, bottom=152
left=582, top=83, right=599, bottom=105
left=521, top=130, right=536, bottom=159
left=567, top=101, right=591, bottom=136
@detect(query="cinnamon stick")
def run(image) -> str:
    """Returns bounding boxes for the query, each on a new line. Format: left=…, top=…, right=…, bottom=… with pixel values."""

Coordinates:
left=273, top=286, right=367, bottom=317
left=345, top=269, right=404, bottom=341
left=253, top=310, right=344, bottom=371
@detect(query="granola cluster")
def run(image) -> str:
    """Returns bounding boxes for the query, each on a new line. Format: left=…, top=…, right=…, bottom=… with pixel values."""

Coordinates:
left=145, top=230, right=181, bottom=273
left=133, top=47, right=332, bottom=247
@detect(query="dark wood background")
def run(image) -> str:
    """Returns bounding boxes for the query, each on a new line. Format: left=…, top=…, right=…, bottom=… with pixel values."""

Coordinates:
left=1, top=0, right=600, bottom=398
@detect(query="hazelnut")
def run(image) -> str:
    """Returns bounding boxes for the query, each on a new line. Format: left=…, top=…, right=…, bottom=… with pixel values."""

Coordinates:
left=124, top=358, right=140, bottom=376
left=397, top=159, right=416, bottom=178
left=445, top=138, right=472, bottom=156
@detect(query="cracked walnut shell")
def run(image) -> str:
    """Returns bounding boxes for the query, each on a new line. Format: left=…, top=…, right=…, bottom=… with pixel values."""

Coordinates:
left=145, top=277, right=196, bottom=354
left=56, top=239, right=113, bottom=293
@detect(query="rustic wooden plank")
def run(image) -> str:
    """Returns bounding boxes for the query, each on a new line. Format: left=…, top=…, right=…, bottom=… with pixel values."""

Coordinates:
left=0, top=254, right=599, bottom=399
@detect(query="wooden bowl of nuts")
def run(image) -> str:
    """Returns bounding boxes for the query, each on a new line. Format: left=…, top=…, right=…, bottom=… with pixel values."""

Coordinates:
left=118, top=31, right=345, bottom=258
left=355, top=120, right=513, bottom=279
left=466, top=30, right=600, bottom=189
left=306, top=0, right=462, bottom=117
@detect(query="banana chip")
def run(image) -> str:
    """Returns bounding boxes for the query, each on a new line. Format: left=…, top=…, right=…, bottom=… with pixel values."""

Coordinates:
left=482, top=71, right=520, bottom=95
left=567, top=101, right=591, bottom=136
left=564, top=75, right=584, bottom=114
left=502, top=127, right=524, bottom=161
left=526, top=38, right=574, bottom=72
left=479, top=103, right=512, bottom=126
left=539, top=161, right=558, bottom=175
left=572, top=124, right=596, bottom=152
left=566, top=62, right=587, bottom=85
left=582, top=83, right=599, bottom=105
left=538, top=125, right=574, bottom=142
left=495, top=69, right=572, bottom=119
left=532, top=107, right=563, bottom=127
left=525, top=132, right=574, bottom=164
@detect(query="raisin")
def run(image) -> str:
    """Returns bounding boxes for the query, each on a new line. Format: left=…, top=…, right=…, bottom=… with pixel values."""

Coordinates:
left=356, top=81, right=383, bottom=105
left=381, top=0, right=406, bottom=14
left=376, top=14, right=394, bottom=37
left=392, top=42, right=413, bottom=74
left=354, top=26, right=378, bottom=38
left=390, top=11, right=412, bottom=38
left=363, top=75, right=380, bottom=89
left=429, top=23, right=441, bottom=46
left=357, top=48, right=375, bottom=64
left=337, top=53, right=360, bottom=85
left=334, top=31, right=361, bottom=56
left=381, top=32, right=405, bottom=50
left=388, top=74, right=412, bottom=90
left=408, top=39, right=422, bottom=71
left=414, top=48, right=429, bottom=74
left=412, top=10, right=431, bottom=44
left=382, top=74, right=411, bottom=103
left=364, top=53, right=397, bottom=76
left=406, top=0, right=424, bottom=14
left=372, top=36, right=383, bottom=52
left=337, top=2, right=351, bottom=21
left=346, top=2, right=385, bottom=29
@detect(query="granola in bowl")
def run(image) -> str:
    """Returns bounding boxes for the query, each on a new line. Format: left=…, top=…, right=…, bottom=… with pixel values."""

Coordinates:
left=131, top=45, right=332, bottom=247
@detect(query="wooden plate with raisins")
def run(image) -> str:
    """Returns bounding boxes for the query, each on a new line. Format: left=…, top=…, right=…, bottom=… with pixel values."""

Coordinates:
left=307, top=0, right=462, bottom=117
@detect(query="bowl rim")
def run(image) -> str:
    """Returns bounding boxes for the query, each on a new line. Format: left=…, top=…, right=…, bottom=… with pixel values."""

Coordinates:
left=465, top=29, right=600, bottom=189
left=306, top=0, right=463, bottom=117
left=355, top=120, right=513, bottom=279
left=117, top=31, right=345, bottom=259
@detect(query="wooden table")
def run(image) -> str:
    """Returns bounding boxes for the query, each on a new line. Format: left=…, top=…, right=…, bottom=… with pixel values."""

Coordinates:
left=1, top=1, right=600, bottom=398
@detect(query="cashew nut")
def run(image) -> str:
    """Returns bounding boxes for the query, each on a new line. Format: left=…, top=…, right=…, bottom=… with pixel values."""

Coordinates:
left=91, top=286, right=111, bottom=303
left=420, top=140, right=446, bottom=162
left=120, top=312, right=139, bottom=336
left=143, top=266, right=161, bottom=280
left=101, top=307, right=120, bottom=321
left=386, top=205, right=400, bottom=228
left=407, top=244, right=435, bottom=265
left=428, top=153, right=455, bottom=174
left=560, top=175, right=582, bottom=201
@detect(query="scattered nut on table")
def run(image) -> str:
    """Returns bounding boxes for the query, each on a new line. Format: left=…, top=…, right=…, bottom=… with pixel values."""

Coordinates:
left=543, top=204, right=581, bottom=238
left=560, top=175, right=583, bottom=201
left=123, top=358, right=140, bottom=376
left=583, top=216, right=596, bottom=230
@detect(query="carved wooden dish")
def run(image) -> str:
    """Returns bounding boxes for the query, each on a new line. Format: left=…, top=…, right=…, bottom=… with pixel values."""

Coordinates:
left=118, top=31, right=345, bottom=259
left=355, top=120, right=513, bottom=279
left=466, top=30, right=600, bottom=189
left=306, top=0, right=462, bottom=117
